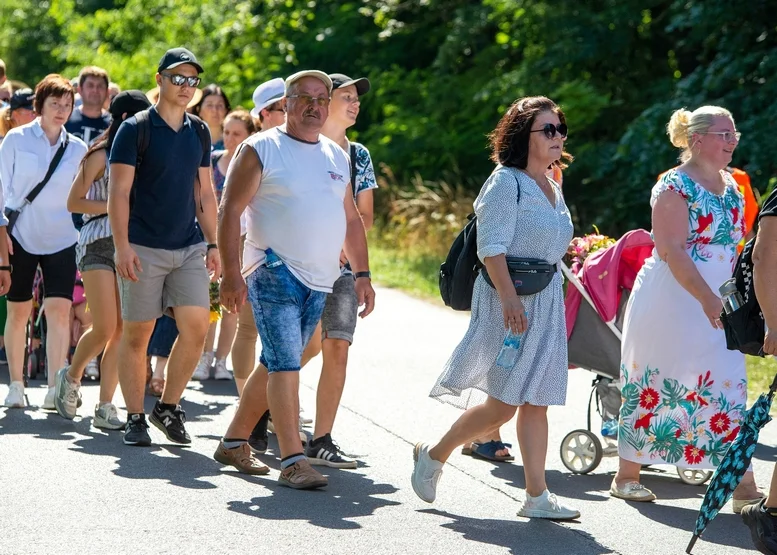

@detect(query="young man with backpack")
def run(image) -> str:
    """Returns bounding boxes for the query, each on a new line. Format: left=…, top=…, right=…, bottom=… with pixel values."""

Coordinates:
left=741, top=188, right=777, bottom=554
left=108, top=47, right=220, bottom=446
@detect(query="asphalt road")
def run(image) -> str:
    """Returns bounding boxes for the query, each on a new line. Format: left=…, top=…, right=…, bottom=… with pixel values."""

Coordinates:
left=0, top=286, right=770, bottom=554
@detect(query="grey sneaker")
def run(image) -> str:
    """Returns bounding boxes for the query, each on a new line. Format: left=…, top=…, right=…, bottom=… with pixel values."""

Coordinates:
left=94, top=403, right=124, bottom=430
left=411, top=443, right=444, bottom=503
left=54, top=367, right=80, bottom=419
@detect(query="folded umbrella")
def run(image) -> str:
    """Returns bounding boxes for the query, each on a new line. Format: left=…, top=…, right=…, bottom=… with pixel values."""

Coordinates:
left=686, top=374, right=777, bottom=553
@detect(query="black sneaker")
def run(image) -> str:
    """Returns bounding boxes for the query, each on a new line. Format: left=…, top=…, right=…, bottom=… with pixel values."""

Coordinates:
left=150, top=402, right=191, bottom=444
left=123, top=414, right=152, bottom=446
left=248, top=410, right=270, bottom=454
left=742, top=499, right=777, bottom=554
left=305, top=433, right=358, bottom=469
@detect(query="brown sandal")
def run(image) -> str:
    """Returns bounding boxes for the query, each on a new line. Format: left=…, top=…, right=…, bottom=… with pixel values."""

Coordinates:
left=148, top=377, right=164, bottom=397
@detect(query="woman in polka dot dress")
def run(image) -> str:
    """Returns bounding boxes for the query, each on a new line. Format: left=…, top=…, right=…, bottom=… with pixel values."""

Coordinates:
left=412, top=96, right=579, bottom=520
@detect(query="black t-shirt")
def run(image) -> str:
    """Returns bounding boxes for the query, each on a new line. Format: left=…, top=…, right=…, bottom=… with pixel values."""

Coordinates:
left=759, top=188, right=777, bottom=220
left=65, top=108, right=112, bottom=145
left=109, top=106, right=210, bottom=250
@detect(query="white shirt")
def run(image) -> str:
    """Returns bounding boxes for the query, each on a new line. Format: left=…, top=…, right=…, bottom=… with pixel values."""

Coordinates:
left=242, top=125, right=350, bottom=292
left=0, top=119, right=87, bottom=254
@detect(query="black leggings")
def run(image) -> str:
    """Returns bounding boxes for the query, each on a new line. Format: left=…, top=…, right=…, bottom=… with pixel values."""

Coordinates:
left=7, top=236, right=77, bottom=303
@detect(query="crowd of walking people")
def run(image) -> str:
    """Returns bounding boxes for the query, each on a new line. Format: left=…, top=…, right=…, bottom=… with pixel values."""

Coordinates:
left=0, top=46, right=776, bottom=551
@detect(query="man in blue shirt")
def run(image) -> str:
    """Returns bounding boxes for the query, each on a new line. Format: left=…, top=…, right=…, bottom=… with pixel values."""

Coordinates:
left=107, top=47, right=221, bottom=447
left=65, top=66, right=112, bottom=145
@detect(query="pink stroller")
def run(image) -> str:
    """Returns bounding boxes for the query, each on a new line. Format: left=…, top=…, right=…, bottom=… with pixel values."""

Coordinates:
left=559, top=230, right=713, bottom=486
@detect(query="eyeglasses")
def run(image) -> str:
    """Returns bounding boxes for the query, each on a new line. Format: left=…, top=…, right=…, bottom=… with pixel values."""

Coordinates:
left=162, top=73, right=201, bottom=88
left=705, top=131, right=741, bottom=143
left=529, top=123, right=568, bottom=140
left=287, top=94, right=331, bottom=107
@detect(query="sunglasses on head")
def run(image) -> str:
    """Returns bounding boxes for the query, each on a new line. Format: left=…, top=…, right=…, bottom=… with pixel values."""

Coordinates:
left=162, top=73, right=201, bottom=88
left=530, top=123, right=568, bottom=139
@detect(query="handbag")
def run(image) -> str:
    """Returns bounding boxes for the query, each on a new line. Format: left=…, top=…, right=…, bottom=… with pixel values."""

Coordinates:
left=481, top=257, right=558, bottom=296
left=4, top=134, right=70, bottom=235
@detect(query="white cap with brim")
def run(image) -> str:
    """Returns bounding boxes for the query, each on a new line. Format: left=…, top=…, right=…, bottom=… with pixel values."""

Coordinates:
left=250, top=78, right=286, bottom=118
left=284, top=70, right=333, bottom=96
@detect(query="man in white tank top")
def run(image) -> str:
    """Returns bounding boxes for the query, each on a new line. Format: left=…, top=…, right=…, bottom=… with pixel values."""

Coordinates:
left=213, top=70, right=375, bottom=490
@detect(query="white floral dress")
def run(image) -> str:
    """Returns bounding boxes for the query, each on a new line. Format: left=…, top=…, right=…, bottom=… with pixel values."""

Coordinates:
left=619, top=169, right=747, bottom=469
left=430, top=166, right=574, bottom=409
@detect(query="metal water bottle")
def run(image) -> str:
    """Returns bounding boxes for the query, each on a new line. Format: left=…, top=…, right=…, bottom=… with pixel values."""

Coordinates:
left=719, top=278, right=744, bottom=315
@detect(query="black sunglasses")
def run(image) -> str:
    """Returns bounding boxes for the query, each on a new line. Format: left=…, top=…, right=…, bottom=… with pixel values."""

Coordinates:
left=162, top=73, right=201, bottom=88
left=530, top=123, right=568, bottom=139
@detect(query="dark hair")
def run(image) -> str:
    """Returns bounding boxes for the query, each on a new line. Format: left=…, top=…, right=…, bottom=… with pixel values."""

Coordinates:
left=81, top=106, right=143, bottom=169
left=78, top=66, right=110, bottom=89
left=192, top=84, right=231, bottom=117
left=259, top=100, right=283, bottom=124
left=488, top=96, right=573, bottom=171
left=33, top=74, right=75, bottom=116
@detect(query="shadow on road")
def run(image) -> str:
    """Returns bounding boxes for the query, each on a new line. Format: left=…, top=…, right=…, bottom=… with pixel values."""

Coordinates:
left=418, top=508, right=613, bottom=555
left=226, top=469, right=400, bottom=529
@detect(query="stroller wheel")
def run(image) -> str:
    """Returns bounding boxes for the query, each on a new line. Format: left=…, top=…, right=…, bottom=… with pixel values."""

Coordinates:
left=677, top=467, right=712, bottom=486
left=560, top=429, right=603, bottom=474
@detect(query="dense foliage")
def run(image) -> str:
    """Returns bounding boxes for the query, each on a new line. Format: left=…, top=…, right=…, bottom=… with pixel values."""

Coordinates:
left=2, top=0, right=775, bottom=235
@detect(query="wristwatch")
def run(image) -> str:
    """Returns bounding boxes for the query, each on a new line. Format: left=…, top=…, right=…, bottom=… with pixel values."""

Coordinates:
left=0, top=265, right=12, bottom=273
left=206, top=243, right=218, bottom=251
left=354, top=271, right=371, bottom=280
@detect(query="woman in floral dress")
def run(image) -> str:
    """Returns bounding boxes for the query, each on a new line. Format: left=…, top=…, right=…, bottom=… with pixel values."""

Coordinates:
left=612, top=106, right=762, bottom=509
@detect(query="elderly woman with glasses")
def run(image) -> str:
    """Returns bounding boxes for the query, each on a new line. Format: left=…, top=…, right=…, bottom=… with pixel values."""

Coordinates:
left=411, top=96, right=579, bottom=520
left=611, top=106, right=762, bottom=509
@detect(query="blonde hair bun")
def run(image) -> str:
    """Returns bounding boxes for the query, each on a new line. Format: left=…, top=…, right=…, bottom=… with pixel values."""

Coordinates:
left=667, top=108, right=692, bottom=149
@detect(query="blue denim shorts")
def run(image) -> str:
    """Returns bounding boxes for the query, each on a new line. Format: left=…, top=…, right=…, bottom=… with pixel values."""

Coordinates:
left=247, top=263, right=327, bottom=373
left=147, top=315, right=179, bottom=358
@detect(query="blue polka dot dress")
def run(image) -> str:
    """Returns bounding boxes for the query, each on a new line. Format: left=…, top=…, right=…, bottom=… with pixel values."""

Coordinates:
left=430, top=166, right=574, bottom=409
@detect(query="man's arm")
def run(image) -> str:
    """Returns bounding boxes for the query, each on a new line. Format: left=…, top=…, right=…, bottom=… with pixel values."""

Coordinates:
left=342, top=186, right=375, bottom=317
left=218, top=145, right=262, bottom=313
left=753, top=216, right=777, bottom=354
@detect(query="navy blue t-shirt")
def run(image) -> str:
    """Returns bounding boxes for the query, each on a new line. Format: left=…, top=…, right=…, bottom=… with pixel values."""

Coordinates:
left=109, top=106, right=210, bottom=250
left=65, top=108, right=112, bottom=145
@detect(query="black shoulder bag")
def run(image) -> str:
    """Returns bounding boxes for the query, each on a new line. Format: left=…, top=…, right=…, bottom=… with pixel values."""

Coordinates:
left=5, top=134, right=70, bottom=235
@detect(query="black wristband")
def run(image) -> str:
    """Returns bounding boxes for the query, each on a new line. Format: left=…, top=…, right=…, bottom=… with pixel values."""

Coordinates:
left=354, top=271, right=371, bottom=280
left=0, top=265, right=11, bottom=273
left=207, top=243, right=218, bottom=251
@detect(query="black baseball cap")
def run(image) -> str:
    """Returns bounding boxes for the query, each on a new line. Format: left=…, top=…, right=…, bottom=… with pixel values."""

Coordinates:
left=9, top=88, right=34, bottom=111
left=157, top=47, right=204, bottom=74
left=329, top=73, right=370, bottom=96
left=109, top=90, right=152, bottom=119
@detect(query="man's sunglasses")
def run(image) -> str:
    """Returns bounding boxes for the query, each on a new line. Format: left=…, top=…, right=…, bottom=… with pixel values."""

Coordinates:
left=530, top=123, right=568, bottom=139
left=287, top=94, right=331, bottom=107
left=162, top=73, right=201, bottom=88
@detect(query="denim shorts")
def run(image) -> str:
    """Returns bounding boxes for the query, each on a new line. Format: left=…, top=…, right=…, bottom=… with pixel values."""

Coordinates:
left=147, top=315, right=179, bottom=358
left=321, top=273, right=359, bottom=344
left=247, top=263, right=327, bottom=373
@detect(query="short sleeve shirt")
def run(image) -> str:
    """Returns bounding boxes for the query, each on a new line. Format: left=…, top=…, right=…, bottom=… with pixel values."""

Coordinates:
left=109, top=106, right=210, bottom=250
left=65, top=108, right=112, bottom=146
left=759, top=187, right=777, bottom=221
left=349, top=142, right=378, bottom=198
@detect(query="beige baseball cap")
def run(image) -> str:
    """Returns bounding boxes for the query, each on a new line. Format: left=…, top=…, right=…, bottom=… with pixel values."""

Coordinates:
left=284, top=70, right=333, bottom=95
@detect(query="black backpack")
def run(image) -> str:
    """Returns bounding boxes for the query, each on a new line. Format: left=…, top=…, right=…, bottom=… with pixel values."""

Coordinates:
left=439, top=174, right=520, bottom=310
left=720, top=238, right=765, bottom=356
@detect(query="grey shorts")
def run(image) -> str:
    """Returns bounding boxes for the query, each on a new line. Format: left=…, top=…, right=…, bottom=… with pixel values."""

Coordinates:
left=321, top=273, right=359, bottom=344
left=118, top=242, right=209, bottom=322
left=78, top=237, right=116, bottom=273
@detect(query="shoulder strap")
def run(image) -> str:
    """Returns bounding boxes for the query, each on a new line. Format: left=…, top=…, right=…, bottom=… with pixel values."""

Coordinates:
left=186, top=113, right=211, bottom=161
left=349, top=143, right=358, bottom=198
left=135, top=110, right=151, bottom=168
left=25, top=133, right=70, bottom=205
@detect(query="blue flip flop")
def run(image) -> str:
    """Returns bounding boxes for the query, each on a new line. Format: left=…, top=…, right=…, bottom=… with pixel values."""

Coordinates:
left=466, top=440, right=515, bottom=462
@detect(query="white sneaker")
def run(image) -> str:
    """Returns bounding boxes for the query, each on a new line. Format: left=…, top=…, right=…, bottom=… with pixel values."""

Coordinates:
left=43, top=387, right=57, bottom=410
left=94, top=403, right=124, bottom=430
left=192, top=352, right=214, bottom=381
left=411, top=442, right=444, bottom=503
left=213, top=358, right=232, bottom=380
left=517, top=489, right=580, bottom=520
left=54, top=367, right=80, bottom=419
left=85, top=358, right=100, bottom=380
left=4, top=381, right=25, bottom=408
left=299, top=407, right=313, bottom=425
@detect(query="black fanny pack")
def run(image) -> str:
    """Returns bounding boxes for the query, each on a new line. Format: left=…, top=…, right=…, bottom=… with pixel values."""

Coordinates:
left=481, top=257, right=557, bottom=296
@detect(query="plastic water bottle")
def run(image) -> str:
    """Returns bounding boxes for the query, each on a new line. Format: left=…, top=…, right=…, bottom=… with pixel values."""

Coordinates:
left=601, top=418, right=619, bottom=439
left=496, top=331, right=522, bottom=368
left=719, top=278, right=744, bottom=314
left=264, top=248, right=283, bottom=268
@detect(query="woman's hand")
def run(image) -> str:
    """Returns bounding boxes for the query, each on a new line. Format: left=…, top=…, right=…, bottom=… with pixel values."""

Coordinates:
left=701, top=292, right=724, bottom=329
left=502, top=295, right=528, bottom=334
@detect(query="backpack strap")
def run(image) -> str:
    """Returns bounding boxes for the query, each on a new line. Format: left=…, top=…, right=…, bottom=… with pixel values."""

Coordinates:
left=185, top=113, right=211, bottom=212
left=349, top=142, right=358, bottom=200
left=130, top=109, right=151, bottom=212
